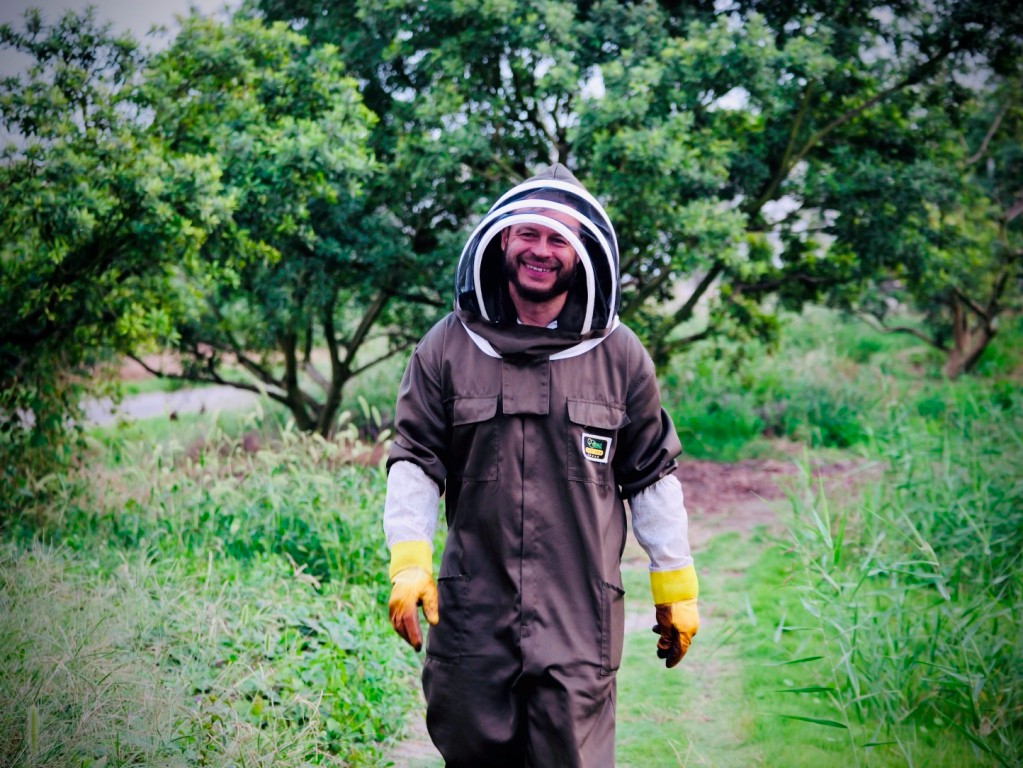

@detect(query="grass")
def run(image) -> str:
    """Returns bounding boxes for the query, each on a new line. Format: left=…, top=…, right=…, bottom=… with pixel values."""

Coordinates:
left=1, top=305, right=1019, bottom=766
left=780, top=384, right=1023, bottom=766
left=620, top=307, right=1022, bottom=767
left=661, top=307, right=1023, bottom=462
left=616, top=530, right=767, bottom=767
left=1, top=412, right=415, bottom=767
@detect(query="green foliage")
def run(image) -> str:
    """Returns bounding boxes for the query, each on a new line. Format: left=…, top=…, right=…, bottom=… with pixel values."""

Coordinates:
left=142, top=14, right=400, bottom=436
left=804, top=69, right=1023, bottom=376
left=616, top=522, right=995, bottom=766
left=2, top=298, right=1017, bottom=766
left=254, top=0, right=1023, bottom=369
left=0, top=8, right=229, bottom=482
left=664, top=303, right=1020, bottom=462
left=662, top=309, right=892, bottom=460
left=0, top=416, right=415, bottom=767
left=974, top=312, right=1023, bottom=378
left=781, top=386, right=1023, bottom=764
left=5, top=0, right=1022, bottom=486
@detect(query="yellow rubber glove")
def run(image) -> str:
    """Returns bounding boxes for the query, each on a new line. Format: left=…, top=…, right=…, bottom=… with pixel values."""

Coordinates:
left=650, top=564, right=699, bottom=668
left=387, top=541, right=439, bottom=652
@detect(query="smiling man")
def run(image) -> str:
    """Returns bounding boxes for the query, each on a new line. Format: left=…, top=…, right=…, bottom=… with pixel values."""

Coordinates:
left=501, top=211, right=581, bottom=324
left=382, top=163, right=699, bottom=767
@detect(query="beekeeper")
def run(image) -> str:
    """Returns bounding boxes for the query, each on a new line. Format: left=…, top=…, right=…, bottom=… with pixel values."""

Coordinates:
left=383, top=163, right=699, bottom=767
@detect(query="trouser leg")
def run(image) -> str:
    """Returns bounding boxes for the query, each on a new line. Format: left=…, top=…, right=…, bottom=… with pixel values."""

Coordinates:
left=523, top=663, right=617, bottom=768
left=422, top=654, right=527, bottom=768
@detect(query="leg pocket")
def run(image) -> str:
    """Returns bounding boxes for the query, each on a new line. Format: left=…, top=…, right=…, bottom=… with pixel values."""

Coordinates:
left=426, top=574, right=471, bottom=663
left=599, top=580, right=626, bottom=676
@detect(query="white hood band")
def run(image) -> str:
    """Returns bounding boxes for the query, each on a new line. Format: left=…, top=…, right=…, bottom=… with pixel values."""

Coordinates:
left=459, top=316, right=621, bottom=360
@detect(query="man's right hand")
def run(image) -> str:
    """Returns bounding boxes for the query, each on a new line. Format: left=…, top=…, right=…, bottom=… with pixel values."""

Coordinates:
left=387, top=541, right=439, bottom=652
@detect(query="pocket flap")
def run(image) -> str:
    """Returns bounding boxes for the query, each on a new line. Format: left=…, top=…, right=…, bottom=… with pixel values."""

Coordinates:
left=451, top=395, right=499, bottom=426
left=567, top=398, right=628, bottom=430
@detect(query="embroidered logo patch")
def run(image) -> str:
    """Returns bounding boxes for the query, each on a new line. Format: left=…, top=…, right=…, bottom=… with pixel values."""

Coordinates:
left=581, top=433, right=612, bottom=464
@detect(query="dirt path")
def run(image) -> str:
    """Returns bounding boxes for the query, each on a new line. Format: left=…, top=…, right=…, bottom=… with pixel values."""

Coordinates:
left=83, top=385, right=260, bottom=426
left=379, top=455, right=869, bottom=767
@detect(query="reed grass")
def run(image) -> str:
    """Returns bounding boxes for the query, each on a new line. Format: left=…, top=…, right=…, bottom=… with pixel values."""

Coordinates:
left=783, top=384, right=1023, bottom=766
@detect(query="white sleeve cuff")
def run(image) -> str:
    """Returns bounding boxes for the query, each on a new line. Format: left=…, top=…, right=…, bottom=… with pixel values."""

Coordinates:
left=384, top=460, right=440, bottom=547
left=629, top=473, right=693, bottom=571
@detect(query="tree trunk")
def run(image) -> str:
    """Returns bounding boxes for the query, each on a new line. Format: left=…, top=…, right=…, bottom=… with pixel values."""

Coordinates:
left=941, top=295, right=996, bottom=378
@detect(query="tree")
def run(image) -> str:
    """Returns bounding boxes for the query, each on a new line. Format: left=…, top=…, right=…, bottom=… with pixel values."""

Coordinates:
left=0, top=8, right=227, bottom=478
left=804, top=71, right=1022, bottom=377
left=255, top=0, right=1023, bottom=370
left=137, top=14, right=394, bottom=436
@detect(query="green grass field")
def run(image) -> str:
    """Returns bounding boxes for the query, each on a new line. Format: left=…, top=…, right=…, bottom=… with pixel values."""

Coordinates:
left=1, top=308, right=1020, bottom=767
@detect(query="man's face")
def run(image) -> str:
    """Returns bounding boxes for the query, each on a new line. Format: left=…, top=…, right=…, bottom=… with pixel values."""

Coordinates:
left=500, top=212, right=580, bottom=304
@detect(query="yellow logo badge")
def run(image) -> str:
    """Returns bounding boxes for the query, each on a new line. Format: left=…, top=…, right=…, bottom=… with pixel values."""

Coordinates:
left=581, top=433, right=612, bottom=464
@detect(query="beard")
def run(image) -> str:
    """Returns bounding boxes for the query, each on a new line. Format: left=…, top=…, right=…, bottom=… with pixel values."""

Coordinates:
left=503, top=255, right=579, bottom=304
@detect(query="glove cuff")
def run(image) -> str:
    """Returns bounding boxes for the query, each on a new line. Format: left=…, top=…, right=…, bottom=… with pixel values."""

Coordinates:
left=650, top=563, right=699, bottom=604
left=389, top=540, right=433, bottom=580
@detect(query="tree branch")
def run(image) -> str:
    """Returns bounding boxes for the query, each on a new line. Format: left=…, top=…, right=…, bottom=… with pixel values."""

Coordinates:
left=281, top=329, right=315, bottom=430
left=746, top=80, right=815, bottom=216
left=303, top=359, right=330, bottom=393
left=854, top=312, right=947, bottom=351
left=350, top=341, right=414, bottom=378
left=750, top=43, right=955, bottom=216
left=392, top=290, right=446, bottom=309
left=951, top=286, right=991, bottom=321
left=318, top=295, right=344, bottom=435
left=126, top=352, right=293, bottom=404
left=346, top=289, right=392, bottom=367
left=733, top=271, right=839, bottom=296
left=1003, top=192, right=1023, bottom=224
left=202, top=300, right=282, bottom=389
left=669, top=262, right=725, bottom=327
left=620, top=258, right=679, bottom=315
left=966, top=102, right=1008, bottom=165
left=658, top=327, right=715, bottom=359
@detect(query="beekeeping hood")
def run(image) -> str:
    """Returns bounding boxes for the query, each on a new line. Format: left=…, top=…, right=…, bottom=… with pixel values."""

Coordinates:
left=454, top=163, right=620, bottom=359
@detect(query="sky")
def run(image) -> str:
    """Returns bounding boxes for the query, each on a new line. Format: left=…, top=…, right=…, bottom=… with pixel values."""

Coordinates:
left=1, top=0, right=236, bottom=39
left=1, top=0, right=239, bottom=75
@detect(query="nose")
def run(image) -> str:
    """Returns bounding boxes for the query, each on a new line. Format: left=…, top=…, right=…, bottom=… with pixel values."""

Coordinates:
left=534, top=235, right=555, bottom=257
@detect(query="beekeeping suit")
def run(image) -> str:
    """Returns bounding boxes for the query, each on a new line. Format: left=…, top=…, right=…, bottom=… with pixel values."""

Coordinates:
left=384, top=164, right=699, bottom=767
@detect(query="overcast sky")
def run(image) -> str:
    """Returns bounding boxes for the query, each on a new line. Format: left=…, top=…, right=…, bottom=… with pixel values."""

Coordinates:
left=1, top=0, right=240, bottom=75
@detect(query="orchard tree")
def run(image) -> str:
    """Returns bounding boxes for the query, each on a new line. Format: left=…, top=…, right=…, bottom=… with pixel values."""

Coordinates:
left=137, top=15, right=400, bottom=436
left=255, top=0, right=1023, bottom=369
left=803, top=71, right=1022, bottom=377
left=574, top=1, right=1023, bottom=364
left=0, top=8, right=227, bottom=476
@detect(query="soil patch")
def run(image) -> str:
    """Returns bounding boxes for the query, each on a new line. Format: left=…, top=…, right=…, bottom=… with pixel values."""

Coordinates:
left=675, top=457, right=870, bottom=547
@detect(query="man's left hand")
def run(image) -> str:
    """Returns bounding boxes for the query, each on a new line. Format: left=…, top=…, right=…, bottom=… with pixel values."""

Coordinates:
left=652, top=598, right=699, bottom=668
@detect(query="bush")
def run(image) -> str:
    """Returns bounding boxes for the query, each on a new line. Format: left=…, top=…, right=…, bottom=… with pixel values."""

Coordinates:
left=662, top=309, right=880, bottom=459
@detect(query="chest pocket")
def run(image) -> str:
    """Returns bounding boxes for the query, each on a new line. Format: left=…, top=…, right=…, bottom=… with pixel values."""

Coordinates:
left=447, top=395, right=499, bottom=482
left=566, top=398, right=629, bottom=486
